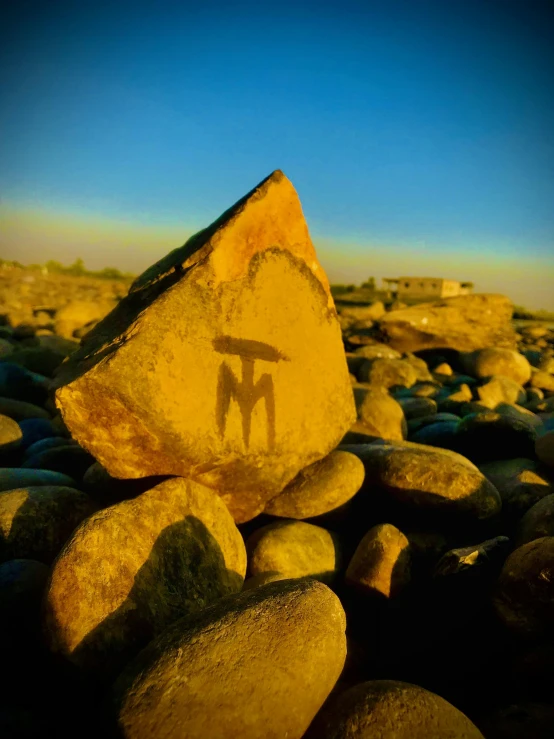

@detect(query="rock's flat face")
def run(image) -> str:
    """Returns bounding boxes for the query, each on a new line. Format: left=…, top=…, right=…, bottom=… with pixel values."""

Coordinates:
left=378, top=294, right=517, bottom=353
left=54, top=171, right=354, bottom=522
left=114, top=579, right=347, bottom=739
left=43, top=477, right=247, bottom=677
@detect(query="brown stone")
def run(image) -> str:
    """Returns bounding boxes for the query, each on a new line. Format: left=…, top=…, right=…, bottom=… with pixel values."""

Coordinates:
left=114, top=579, right=347, bottom=739
left=246, top=520, right=341, bottom=584
left=353, top=443, right=501, bottom=519
left=307, top=679, right=484, bottom=738
left=264, top=450, right=364, bottom=520
left=43, top=477, right=247, bottom=678
left=476, top=376, right=526, bottom=409
left=357, top=386, right=406, bottom=441
left=493, top=537, right=554, bottom=638
left=358, top=358, right=417, bottom=389
left=470, top=347, right=532, bottom=385
left=517, top=495, right=554, bottom=545
left=345, top=523, right=411, bottom=598
left=53, top=171, right=355, bottom=522
left=0, top=486, right=95, bottom=564
left=378, top=294, right=516, bottom=353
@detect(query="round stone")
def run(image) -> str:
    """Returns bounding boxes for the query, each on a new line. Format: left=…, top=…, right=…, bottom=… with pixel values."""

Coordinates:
left=307, top=679, right=484, bottom=738
left=517, top=495, right=554, bottom=546
left=494, top=537, right=554, bottom=637
left=43, top=477, right=247, bottom=678
left=357, top=385, right=407, bottom=441
left=247, top=520, right=341, bottom=584
left=472, top=347, right=531, bottom=386
left=345, top=523, right=411, bottom=598
left=0, top=486, right=95, bottom=564
left=264, top=450, right=364, bottom=521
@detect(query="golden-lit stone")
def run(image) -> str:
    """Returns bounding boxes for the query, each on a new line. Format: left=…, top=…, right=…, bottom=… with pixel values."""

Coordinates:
left=345, top=523, right=411, bottom=598
left=43, top=477, right=246, bottom=678
left=307, top=679, right=485, bottom=738
left=54, top=171, right=355, bottom=522
left=114, top=579, right=346, bottom=739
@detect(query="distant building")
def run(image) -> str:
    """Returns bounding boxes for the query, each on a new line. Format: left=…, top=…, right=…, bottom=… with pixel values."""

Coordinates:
left=382, top=277, right=473, bottom=300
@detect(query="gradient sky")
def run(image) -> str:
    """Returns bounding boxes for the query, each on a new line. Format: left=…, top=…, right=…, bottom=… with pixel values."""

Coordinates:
left=1, top=0, right=553, bottom=308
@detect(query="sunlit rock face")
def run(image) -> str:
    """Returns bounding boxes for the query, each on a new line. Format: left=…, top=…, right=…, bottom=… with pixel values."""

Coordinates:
left=377, top=293, right=517, bottom=353
left=53, top=171, right=355, bottom=522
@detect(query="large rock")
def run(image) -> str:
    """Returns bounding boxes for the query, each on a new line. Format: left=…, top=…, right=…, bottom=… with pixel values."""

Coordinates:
left=53, top=171, right=355, bottom=522
left=43, top=477, right=247, bottom=678
left=307, top=679, right=484, bottom=738
left=0, top=486, right=95, bottom=564
left=377, top=294, right=517, bottom=353
left=113, top=579, right=346, bottom=739
left=357, top=386, right=406, bottom=441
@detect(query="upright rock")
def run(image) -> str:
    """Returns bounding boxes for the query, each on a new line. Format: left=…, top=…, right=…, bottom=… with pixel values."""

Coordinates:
left=377, top=294, right=516, bottom=353
left=53, top=171, right=355, bottom=522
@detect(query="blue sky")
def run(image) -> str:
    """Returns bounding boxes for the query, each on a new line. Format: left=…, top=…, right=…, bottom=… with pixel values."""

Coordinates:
left=1, top=0, right=553, bottom=307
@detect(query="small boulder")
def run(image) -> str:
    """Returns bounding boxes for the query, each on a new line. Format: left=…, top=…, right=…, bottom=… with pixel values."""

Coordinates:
left=535, top=430, right=554, bottom=467
left=479, top=458, right=552, bottom=523
left=454, top=411, right=537, bottom=463
left=470, top=347, right=532, bottom=386
left=0, top=468, right=76, bottom=493
left=409, top=420, right=459, bottom=449
left=433, top=536, right=510, bottom=580
left=113, top=579, right=346, bottom=739
left=0, top=397, right=50, bottom=421
left=0, top=486, right=95, bottom=564
left=54, top=299, right=118, bottom=339
left=355, top=443, right=501, bottom=520
left=397, top=397, right=437, bottom=420
left=345, top=523, right=411, bottom=598
left=530, top=370, right=554, bottom=392
left=517, top=495, right=554, bottom=546
left=358, top=358, right=417, bottom=389
left=352, top=343, right=401, bottom=360
left=18, top=418, right=57, bottom=449
left=0, top=414, right=22, bottom=457
left=21, top=445, right=95, bottom=482
left=477, top=376, right=526, bottom=409
left=307, top=679, right=484, bottom=738
left=357, top=386, right=406, bottom=441
left=247, top=520, right=341, bottom=584
left=43, top=477, right=247, bottom=677
left=264, top=450, right=364, bottom=521
left=0, top=363, right=49, bottom=405
left=493, top=537, right=554, bottom=637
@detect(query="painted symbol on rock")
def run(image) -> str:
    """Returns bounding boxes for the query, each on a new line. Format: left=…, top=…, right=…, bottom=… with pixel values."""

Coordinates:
left=213, top=336, right=290, bottom=451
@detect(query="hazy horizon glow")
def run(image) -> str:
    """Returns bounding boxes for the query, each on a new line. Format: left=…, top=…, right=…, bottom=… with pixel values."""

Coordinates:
left=2, top=202, right=553, bottom=311
left=1, top=0, right=553, bottom=308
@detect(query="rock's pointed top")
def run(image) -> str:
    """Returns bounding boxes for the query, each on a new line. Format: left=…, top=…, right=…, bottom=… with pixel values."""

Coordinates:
left=131, top=169, right=330, bottom=300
